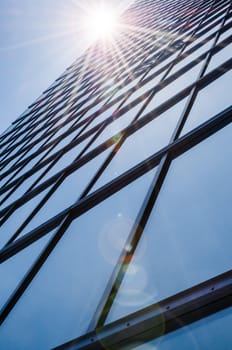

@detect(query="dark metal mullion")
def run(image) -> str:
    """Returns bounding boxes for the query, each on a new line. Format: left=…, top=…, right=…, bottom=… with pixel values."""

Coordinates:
left=90, top=154, right=171, bottom=330
left=0, top=103, right=109, bottom=184
left=0, top=105, right=64, bottom=167
left=77, top=35, right=181, bottom=199
left=2, top=85, right=119, bottom=232
left=24, top=110, right=101, bottom=194
left=1, top=117, right=106, bottom=240
left=0, top=116, right=89, bottom=225
left=0, top=216, right=71, bottom=326
left=3, top=21, right=219, bottom=172
left=54, top=270, right=232, bottom=350
left=0, top=0, right=201, bottom=326
left=74, top=44, right=212, bottom=199
left=0, top=91, right=63, bottom=154
left=156, top=0, right=211, bottom=81
left=77, top=89, right=156, bottom=199
left=0, top=120, right=128, bottom=325
left=0, top=104, right=92, bottom=178
left=75, top=39, right=169, bottom=178
left=87, top=0, right=219, bottom=330
left=0, top=119, right=43, bottom=164
left=1, top=56, right=231, bottom=216
left=0, top=87, right=229, bottom=328
left=0, top=84, right=92, bottom=160
left=170, top=0, right=232, bottom=142
left=0, top=109, right=41, bottom=151
left=0, top=117, right=64, bottom=189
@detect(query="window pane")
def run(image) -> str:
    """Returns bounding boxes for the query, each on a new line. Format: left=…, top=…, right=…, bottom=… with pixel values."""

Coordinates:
left=0, top=230, right=55, bottom=309
left=107, top=123, right=232, bottom=323
left=0, top=169, right=156, bottom=349
left=92, top=99, right=186, bottom=192
left=206, top=42, right=232, bottom=73
left=16, top=148, right=113, bottom=240
left=87, top=101, right=144, bottom=152
left=181, top=69, right=232, bottom=135
left=126, top=307, right=232, bottom=350
left=0, top=187, right=52, bottom=248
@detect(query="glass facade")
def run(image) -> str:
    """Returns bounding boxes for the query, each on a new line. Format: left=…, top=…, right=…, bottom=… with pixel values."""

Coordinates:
left=0, top=0, right=231, bottom=349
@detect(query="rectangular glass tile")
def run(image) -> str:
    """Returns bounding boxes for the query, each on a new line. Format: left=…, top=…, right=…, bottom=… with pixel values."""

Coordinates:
left=107, top=122, right=232, bottom=323
left=0, top=169, right=156, bottom=349
left=127, top=307, right=232, bottom=350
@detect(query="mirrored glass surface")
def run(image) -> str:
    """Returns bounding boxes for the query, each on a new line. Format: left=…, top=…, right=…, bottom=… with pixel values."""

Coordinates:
left=107, top=123, right=232, bottom=322
left=92, top=99, right=186, bottom=192
left=0, top=231, right=55, bottom=310
left=0, top=169, right=156, bottom=349
left=123, top=307, right=232, bottom=350
left=16, top=148, right=114, bottom=240
left=181, top=69, right=232, bottom=135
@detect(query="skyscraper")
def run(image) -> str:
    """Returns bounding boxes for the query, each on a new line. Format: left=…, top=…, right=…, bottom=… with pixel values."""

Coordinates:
left=0, top=0, right=231, bottom=348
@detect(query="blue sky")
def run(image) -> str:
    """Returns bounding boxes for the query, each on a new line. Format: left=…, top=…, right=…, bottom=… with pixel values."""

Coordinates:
left=0, top=0, right=133, bottom=134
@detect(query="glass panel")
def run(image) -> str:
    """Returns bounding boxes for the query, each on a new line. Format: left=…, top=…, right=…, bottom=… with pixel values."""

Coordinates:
left=0, top=187, right=52, bottom=248
left=160, top=63, right=202, bottom=102
left=107, top=123, right=232, bottom=323
left=34, top=137, right=90, bottom=188
left=219, top=22, right=232, bottom=42
left=170, top=38, right=214, bottom=76
left=206, top=42, right=232, bottom=73
left=2, top=152, right=45, bottom=190
left=87, top=101, right=145, bottom=152
left=125, top=73, right=163, bottom=105
left=83, top=101, right=122, bottom=133
left=0, top=166, right=46, bottom=209
left=126, top=307, right=232, bottom=350
left=0, top=169, right=156, bottom=349
left=181, top=69, right=232, bottom=136
left=16, top=148, right=114, bottom=239
left=0, top=230, right=55, bottom=310
left=112, top=77, right=141, bottom=101
left=92, top=99, right=186, bottom=192
left=41, top=133, right=79, bottom=161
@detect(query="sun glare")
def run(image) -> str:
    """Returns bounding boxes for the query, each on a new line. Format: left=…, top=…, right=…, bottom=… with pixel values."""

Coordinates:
left=82, top=4, right=119, bottom=41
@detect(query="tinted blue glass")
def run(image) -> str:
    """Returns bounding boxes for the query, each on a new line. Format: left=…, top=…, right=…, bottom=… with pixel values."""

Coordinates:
left=92, top=99, right=186, bottom=192
left=87, top=101, right=144, bottom=152
left=0, top=187, right=52, bottom=249
left=0, top=169, right=156, bottom=349
left=0, top=231, right=55, bottom=310
left=107, top=123, right=232, bottom=323
left=181, top=70, right=232, bottom=135
left=206, top=42, right=232, bottom=73
left=16, top=148, right=113, bottom=240
left=131, top=307, right=232, bottom=350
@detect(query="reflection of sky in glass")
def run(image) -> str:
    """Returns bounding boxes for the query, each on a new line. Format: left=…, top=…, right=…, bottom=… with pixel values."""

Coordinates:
left=181, top=70, right=232, bottom=135
left=0, top=231, right=55, bottom=310
left=107, top=122, right=232, bottom=323
left=0, top=0, right=134, bottom=133
left=132, top=307, right=232, bottom=350
left=0, top=168, right=156, bottom=349
left=1, top=1, right=231, bottom=349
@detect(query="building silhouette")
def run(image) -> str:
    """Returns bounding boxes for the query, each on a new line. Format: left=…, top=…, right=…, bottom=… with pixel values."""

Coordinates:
left=0, top=0, right=232, bottom=348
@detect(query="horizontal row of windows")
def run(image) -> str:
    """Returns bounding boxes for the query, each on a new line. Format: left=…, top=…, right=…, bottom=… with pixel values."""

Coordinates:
left=0, top=0, right=231, bottom=349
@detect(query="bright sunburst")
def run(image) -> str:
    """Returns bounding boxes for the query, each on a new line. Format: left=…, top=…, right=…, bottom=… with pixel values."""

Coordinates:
left=81, top=3, right=120, bottom=41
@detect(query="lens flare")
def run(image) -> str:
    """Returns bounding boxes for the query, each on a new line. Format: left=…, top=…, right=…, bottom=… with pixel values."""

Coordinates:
left=82, top=3, right=119, bottom=41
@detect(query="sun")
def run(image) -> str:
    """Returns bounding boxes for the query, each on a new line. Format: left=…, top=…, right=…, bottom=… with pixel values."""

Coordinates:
left=81, top=3, right=119, bottom=41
